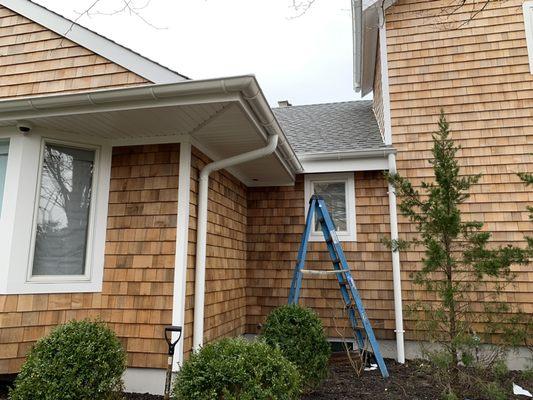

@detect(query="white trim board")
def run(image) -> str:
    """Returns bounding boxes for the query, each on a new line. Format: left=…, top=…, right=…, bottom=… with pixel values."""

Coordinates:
left=524, top=1, right=533, bottom=73
left=0, top=0, right=187, bottom=84
left=172, top=140, right=191, bottom=371
left=301, top=157, right=388, bottom=173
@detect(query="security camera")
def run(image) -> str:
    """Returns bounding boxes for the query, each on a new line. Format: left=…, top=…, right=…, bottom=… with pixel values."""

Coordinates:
left=16, top=121, right=33, bottom=135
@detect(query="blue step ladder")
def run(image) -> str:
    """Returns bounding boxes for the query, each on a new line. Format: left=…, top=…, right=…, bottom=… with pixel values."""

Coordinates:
left=288, top=194, right=389, bottom=378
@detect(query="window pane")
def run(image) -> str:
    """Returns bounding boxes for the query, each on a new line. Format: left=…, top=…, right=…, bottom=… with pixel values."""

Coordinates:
left=313, top=181, right=347, bottom=232
left=32, top=144, right=95, bottom=276
left=0, top=141, right=8, bottom=216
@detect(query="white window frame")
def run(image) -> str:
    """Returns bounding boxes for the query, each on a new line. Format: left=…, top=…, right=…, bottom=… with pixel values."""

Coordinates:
left=524, top=1, right=533, bottom=73
left=0, top=128, right=111, bottom=294
left=27, top=138, right=100, bottom=284
left=304, top=173, right=357, bottom=242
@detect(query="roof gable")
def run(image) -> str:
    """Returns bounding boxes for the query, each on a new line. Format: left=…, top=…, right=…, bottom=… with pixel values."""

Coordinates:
left=0, top=0, right=187, bottom=85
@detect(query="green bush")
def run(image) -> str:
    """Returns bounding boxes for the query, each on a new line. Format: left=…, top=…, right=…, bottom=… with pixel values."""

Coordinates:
left=9, top=320, right=126, bottom=400
left=261, top=304, right=330, bottom=391
left=172, top=337, right=301, bottom=400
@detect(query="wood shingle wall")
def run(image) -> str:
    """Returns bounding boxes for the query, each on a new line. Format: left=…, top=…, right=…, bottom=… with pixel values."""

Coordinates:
left=182, top=147, right=248, bottom=358
left=0, top=5, right=148, bottom=99
left=0, top=144, right=180, bottom=373
left=383, top=0, right=533, bottom=338
left=247, top=173, right=396, bottom=341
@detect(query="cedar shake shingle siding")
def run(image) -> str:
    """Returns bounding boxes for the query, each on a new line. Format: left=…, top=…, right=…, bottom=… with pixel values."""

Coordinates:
left=0, top=144, right=180, bottom=373
left=383, top=0, right=533, bottom=338
left=246, top=172, right=396, bottom=341
left=0, top=5, right=148, bottom=99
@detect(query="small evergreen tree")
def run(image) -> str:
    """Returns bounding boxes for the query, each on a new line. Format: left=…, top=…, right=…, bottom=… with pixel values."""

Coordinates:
left=518, top=171, right=533, bottom=251
left=387, top=112, right=529, bottom=397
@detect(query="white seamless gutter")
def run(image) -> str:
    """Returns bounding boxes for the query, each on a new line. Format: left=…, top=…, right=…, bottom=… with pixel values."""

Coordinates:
left=192, top=134, right=279, bottom=351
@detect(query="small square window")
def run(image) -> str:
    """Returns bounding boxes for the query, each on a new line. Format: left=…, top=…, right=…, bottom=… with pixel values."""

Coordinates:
left=304, top=173, right=356, bottom=242
left=31, top=142, right=97, bottom=278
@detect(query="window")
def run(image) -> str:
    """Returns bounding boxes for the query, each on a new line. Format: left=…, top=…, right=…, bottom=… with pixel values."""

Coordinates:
left=304, top=173, right=356, bottom=242
left=525, top=1, right=533, bottom=73
left=0, top=133, right=111, bottom=295
left=0, top=140, right=8, bottom=216
left=30, top=143, right=97, bottom=278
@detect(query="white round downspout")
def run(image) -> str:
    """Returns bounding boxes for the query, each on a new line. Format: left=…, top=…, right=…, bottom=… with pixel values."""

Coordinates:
left=387, top=153, right=405, bottom=364
left=379, top=7, right=405, bottom=363
left=192, top=134, right=279, bottom=351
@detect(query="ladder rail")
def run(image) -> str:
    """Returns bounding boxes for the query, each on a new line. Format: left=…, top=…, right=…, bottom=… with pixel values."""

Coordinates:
left=315, top=213, right=366, bottom=350
left=289, top=197, right=317, bottom=305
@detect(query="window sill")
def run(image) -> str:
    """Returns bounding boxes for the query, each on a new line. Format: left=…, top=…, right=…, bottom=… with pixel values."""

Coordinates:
left=0, top=280, right=103, bottom=295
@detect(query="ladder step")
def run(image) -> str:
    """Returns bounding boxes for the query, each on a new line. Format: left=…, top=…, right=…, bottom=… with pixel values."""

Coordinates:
left=301, top=269, right=349, bottom=275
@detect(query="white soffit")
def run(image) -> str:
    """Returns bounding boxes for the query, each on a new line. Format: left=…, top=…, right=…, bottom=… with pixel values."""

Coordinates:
left=0, top=0, right=187, bottom=84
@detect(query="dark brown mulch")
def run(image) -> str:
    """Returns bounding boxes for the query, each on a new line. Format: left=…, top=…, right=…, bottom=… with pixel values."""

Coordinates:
left=302, top=355, right=440, bottom=400
left=124, top=393, right=163, bottom=400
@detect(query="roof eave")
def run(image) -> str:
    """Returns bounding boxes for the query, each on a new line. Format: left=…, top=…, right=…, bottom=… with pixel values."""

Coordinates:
left=0, top=76, right=302, bottom=182
left=352, top=0, right=397, bottom=97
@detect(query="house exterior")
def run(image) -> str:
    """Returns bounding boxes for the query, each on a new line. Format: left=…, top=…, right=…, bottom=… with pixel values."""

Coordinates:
left=353, top=0, right=532, bottom=363
left=0, top=0, right=530, bottom=395
left=0, top=0, right=405, bottom=394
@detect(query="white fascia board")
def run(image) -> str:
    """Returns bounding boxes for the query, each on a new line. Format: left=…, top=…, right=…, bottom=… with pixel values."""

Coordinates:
left=301, top=157, right=389, bottom=173
left=0, top=0, right=187, bottom=84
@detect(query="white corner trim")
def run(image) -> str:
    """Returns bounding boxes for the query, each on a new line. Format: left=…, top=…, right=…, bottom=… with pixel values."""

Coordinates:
left=172, top=140, right=191, bottom=371
left=524, top=1, right=533, bottom=73
left=379, top=14, right=393, bottom=146
left=0, top=0, right=186, bottom=84
left=0, top=129, right=111, bottom=294
left=304, top=173, right=357, bottom=242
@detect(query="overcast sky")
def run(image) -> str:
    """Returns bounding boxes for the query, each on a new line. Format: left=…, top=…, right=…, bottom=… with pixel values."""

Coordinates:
left=35, top=0, right=363, bottom=106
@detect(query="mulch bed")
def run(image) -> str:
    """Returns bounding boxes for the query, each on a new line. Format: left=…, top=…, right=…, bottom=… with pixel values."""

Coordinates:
left=302, top=355, right=440, bottom=400
left=2, top=355, right=531, bottom=399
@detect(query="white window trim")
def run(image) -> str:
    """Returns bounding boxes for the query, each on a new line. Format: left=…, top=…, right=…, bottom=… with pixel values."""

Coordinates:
left=525, top=1, right=533, bottom=73
left=27, top=138, right=101, bottom=284
left=304, top=173, right=357, bottom=242
left=0, top=128, right=111, bottom=294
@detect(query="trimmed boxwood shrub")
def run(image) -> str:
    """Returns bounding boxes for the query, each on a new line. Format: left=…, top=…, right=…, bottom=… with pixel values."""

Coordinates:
left=9, top=319, right=126, bottom=400
left=172, top=337, right=301, bottom=400
left=261, top=304, right=330, bottom=391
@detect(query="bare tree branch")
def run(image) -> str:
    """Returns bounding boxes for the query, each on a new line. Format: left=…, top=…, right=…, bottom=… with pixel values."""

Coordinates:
left=288, top=0, right=318, bottom=18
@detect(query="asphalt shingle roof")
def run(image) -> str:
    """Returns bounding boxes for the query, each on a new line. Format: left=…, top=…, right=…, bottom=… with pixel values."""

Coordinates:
left=273, top=100, right=387, bottom=155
